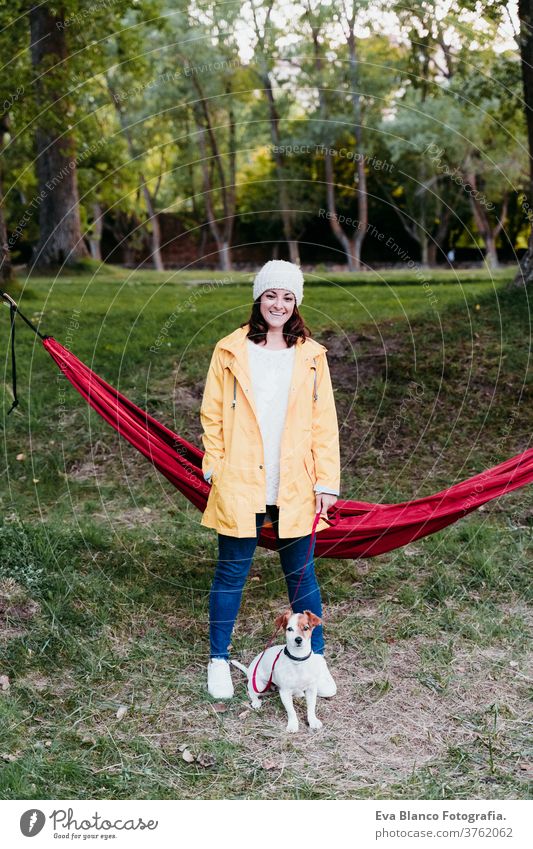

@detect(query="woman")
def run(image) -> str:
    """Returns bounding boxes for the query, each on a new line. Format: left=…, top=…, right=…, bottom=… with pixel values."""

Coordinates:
left=200, top=259, right=340, bottom=699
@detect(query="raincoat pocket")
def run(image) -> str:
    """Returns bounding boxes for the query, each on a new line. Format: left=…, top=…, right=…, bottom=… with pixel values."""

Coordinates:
left=212, top=470, right=240, bottom=532
left=211, top=456, right=226, bottom=484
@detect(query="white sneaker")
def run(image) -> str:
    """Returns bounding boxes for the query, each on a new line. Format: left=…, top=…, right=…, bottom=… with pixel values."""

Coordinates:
left=207, top=658, right=234, bottom=699
left=316, top=655, right=337, bottom=697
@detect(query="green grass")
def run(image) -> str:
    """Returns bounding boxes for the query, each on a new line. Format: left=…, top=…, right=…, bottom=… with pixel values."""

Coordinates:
left=0, top=264, right=531, bottom=799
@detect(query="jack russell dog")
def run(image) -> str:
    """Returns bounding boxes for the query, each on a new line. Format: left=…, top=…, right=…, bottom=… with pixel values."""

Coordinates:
left=231, top=609, right=324, bottom=733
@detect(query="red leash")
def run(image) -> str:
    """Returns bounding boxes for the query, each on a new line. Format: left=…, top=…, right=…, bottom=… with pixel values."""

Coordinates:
left=251, top=509, right=330, bottom=694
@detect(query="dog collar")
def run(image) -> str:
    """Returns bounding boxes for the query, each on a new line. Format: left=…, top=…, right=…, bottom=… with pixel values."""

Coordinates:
left=284, top=647, right=312, bottom=662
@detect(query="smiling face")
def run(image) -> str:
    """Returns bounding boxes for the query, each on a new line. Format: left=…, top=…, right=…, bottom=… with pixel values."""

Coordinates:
left=275, top=609, right=322, bottom=653
left=259, top=288, right=296, bottom=330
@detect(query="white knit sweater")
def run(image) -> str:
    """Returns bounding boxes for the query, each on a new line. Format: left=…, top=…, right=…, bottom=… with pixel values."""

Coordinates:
left=247, top=339, right=296, bottom=505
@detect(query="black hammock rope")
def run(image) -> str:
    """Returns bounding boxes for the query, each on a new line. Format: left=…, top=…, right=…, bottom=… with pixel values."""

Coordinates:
left=1, top=290, right=49, bottom=415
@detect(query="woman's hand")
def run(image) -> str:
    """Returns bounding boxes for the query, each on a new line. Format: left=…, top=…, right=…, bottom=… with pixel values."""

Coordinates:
left=315, top=492, right=338, bottom=519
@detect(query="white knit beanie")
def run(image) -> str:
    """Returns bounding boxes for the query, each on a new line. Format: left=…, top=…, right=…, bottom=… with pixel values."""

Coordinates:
left=252, top=259, right=304, bottom=306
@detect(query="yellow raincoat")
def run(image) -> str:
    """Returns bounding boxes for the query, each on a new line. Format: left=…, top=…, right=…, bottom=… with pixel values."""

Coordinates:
left=200, top=323, right=340, bottom=538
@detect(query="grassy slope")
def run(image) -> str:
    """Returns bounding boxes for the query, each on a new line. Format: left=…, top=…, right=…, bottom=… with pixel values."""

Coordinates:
left=0, top=266, right=531, bottom=799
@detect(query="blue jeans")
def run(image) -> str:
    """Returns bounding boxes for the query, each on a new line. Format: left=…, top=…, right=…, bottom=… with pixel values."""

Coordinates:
left=209, top=504, right=324, bottom=658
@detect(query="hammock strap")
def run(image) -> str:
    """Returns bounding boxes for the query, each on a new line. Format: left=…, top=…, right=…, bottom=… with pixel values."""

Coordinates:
left=1, top=291, right=50, bottom=415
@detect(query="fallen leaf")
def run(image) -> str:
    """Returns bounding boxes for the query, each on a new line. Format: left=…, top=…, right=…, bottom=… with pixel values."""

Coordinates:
left=16, top=454, right=25, bottom=461
left=177, top=743, right=189, bottom=752
left=1, top=752, right=18, bottom=762
left=0, top=675, right=10, bottom=691
left=116, top=706, right=127, bottom=721
left=182, top=748, right=195, bottom=763
left=238, top=710, right=249, bottom=719
left=197, top=752, right=216, bottom=768
left=212, top=702, right=228, bottom=713
left=518, top=762, right=533, bottom=774
left=142, top=506, right=152, bottom=514
left=261, top=758, right=279, bottom=771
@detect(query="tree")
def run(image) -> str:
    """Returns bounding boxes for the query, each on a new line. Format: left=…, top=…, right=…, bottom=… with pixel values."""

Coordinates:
left=106, top=75, right=165, bottom=271
left=388, top=0, right=474, bottom=266
left=453, top=55, right=523, bottom=269
left=304, top=0, right=362, bottom=269
left=300, top=0, right=400, bottom=270
left=339, top=0, right=370, bottom=270
left=0, top=0, right=153, bottom=272
left=385, top=2, right=522, bottom=269
left=248, top=0, right=300, bottom=264
left=514, top=0, right=533, bottom=285
left=28, top=4, right=89, bottom=267
left=0, top=114, right=12, bottom=282
left=189, top=2, right=244, bottom=271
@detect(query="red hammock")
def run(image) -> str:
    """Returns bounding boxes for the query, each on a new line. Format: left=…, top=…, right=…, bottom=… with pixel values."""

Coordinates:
left=41, top=337, right=533, bottom=559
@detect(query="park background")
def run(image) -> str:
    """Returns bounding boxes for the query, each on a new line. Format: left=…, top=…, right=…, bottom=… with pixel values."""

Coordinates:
left=0, top=0, right=532, bottom=800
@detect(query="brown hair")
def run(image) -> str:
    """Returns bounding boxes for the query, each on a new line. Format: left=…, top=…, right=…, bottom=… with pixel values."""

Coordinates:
left=239, top=293, right=312, bottom=347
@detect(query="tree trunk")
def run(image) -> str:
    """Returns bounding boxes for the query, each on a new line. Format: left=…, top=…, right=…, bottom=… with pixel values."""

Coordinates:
left=218, top=241, right=232, bottom=271
left=29, top=5, right=89, bottom=268
left=193, top=105, right=233, bottom=271
left=287, top=240, right=299, bottom=264
left=417, top=187, right=429, bottom=267
left=0, top=115, right=12, bottom=283
left=141, top=184, right=164, bottom=271
left=250, top=0, right=299, bottom=264
left=88, top=202, right=103, bottom=261
left=0, top=182, right=12, bottom=283
left=106, top=77, right=164, bottom=271
left=310, top=13, right=368, bottom=271
left=467, top=173, right=508, bottom=270
left=187, top=74, right=236, bottom=271
left=311, top=26, right=354, bottom=270
left=513, top=0, right=533, bottom=286
left=420, top=234, right=430, bottom=267
left=428, top=203, right=452, bottom=267
left=123, top=245, right=136, bottom=266
left=324, top=150, right=357, bottom=270
left=483, top=232, right=499, bottom=270
left=263, top=71, right=300, bottom=264
left=347, top=29, right=367, bottom=271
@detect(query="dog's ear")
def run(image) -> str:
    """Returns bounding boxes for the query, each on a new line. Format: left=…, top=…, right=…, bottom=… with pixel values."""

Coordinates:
left=303, top=610, right=322, bottom=628
left=275, top=609, right=292, bottom=630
